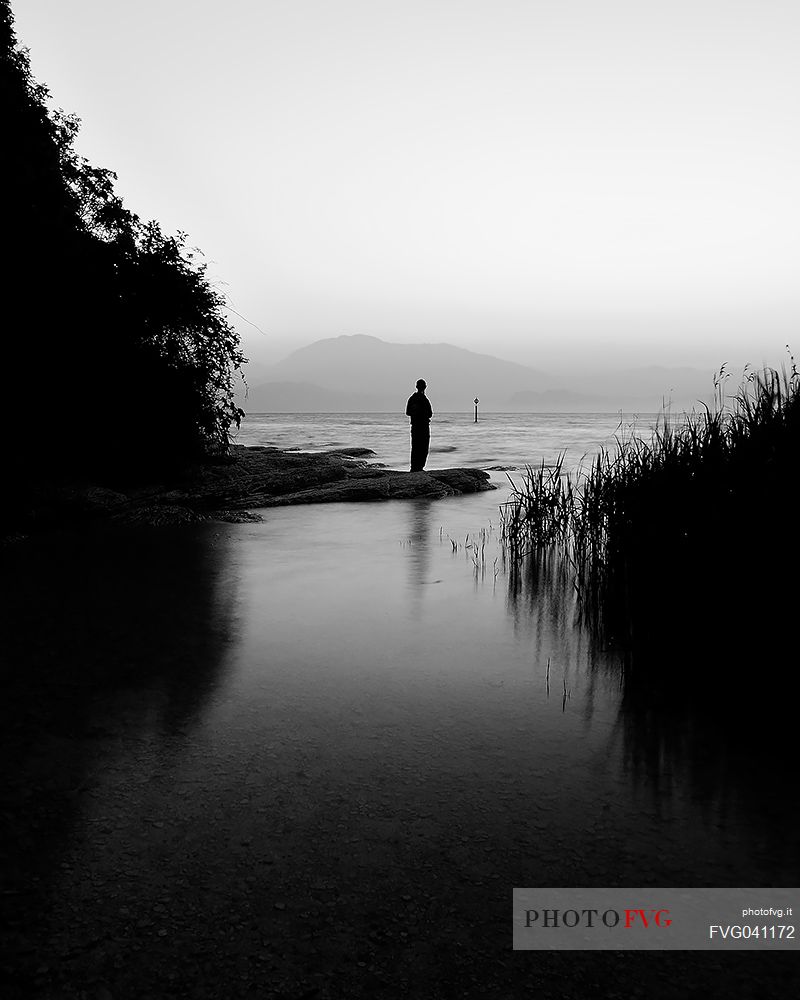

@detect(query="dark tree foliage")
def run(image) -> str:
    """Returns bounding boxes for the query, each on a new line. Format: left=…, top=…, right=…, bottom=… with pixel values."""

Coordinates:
left=2, top=1, right=246, bottom=479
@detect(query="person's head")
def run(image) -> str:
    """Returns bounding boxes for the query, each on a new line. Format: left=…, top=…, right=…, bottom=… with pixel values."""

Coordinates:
left=416, top=379, right=427, bottom=392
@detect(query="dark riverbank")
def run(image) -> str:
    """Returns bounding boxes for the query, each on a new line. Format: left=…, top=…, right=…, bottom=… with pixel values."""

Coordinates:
left=7, top=446, right=495, bottom=540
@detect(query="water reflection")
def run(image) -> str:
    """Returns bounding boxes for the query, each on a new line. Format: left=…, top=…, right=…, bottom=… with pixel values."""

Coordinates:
left=504, top=547, right=595, bottom=714
left=405, top=498, right=434, bottom=613
left=505, top=546, right=800, bottom=882
left=2, top=501, right=796, bottom=995
left=0, top=523, right=236, bottom=894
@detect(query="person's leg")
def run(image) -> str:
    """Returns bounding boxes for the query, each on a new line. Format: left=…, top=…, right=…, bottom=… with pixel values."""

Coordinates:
left=410, top=428, right=421, bottom=471
left=411, top=426, right=430, bottom=471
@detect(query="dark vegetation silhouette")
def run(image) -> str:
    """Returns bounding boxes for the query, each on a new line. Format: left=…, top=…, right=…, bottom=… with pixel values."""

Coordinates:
left=502, top=418, right=800, bottom=901
left=2, top=2, right=245, bottom=485
left=502, top=362, right=800, bottom=676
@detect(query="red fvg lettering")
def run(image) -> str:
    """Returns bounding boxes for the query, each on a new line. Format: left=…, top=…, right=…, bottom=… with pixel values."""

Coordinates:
left=624, top=909, right=672, bottom=928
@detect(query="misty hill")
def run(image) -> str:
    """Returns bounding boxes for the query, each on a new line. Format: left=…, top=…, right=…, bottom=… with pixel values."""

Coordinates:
left=260, top=335, right=553, bottom=410
left=243, top=381, right=385, bottom=412
left=244, top=335, right=716, bottom=412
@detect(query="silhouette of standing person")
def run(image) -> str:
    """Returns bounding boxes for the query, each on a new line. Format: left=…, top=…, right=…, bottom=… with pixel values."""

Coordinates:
left=406, top=379, right=433, bottom=471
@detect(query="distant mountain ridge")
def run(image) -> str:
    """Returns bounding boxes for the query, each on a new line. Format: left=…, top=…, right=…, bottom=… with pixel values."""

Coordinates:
left=241, top=335, right=715, bottom=413
left=243, top=381, right=384, bottom=412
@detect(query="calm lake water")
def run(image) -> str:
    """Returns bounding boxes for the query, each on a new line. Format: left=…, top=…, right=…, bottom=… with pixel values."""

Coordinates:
left=233, top=410, right=648, bottom=473
left=3, top=413, right=796, bottom=996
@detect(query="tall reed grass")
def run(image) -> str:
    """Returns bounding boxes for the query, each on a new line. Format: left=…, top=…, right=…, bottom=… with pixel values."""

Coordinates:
left=501, top=362, right=800, bottom=654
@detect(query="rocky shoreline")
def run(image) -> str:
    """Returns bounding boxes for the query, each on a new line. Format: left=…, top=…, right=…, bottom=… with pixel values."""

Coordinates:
left=13, top=445, right=496, bottom=534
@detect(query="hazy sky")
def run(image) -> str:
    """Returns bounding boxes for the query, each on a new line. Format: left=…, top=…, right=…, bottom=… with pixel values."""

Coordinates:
left=15, top=0, right=800, bottom=372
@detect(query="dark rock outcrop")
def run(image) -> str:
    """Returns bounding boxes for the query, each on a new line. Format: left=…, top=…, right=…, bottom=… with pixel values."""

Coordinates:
left=265, top=467, right=494, bottom=505
left=322, top=447, right=377, bottom=457
left=11, top=446, right=495, bottom=535
left=127, top=447, right=495, bottom=515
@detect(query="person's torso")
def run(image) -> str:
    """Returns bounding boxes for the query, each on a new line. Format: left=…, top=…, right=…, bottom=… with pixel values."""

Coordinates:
left=407, top=393, right=432, bottom=423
